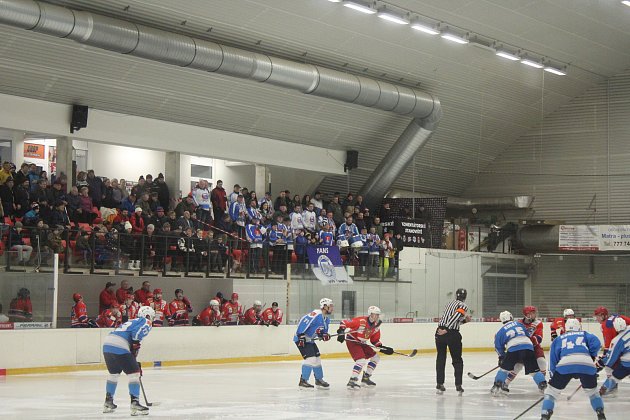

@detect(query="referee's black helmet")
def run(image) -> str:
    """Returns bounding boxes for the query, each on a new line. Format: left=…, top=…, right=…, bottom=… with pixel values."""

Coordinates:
left=456, top=288, right=467, bottom=301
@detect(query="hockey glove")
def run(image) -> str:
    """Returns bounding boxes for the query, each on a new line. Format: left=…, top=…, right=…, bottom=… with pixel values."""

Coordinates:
left=379, top=346, right=394, bottom=355
left=272, top=320, right=280, bottom=327
left=131, top=340, right=141, bottom=357
left=550, top=331, right=558, bottom=341
left=595, top=356, right=606, bottom=372
left=182, top=296, right=193, bottom=312
left=337, top=327, right=346, bottom=343
left=498, top=356, right=504, bottom=367
left=137, top=362, right=143, bottom=376
left=297, top=333, right=306, bottom=348
left=316, top=327, right=330, bottom=341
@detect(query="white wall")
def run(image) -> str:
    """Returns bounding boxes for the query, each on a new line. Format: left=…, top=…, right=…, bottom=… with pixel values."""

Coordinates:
left=85, top=143, right=165, bottom=182
left=0, top=322, right=604, bottom=371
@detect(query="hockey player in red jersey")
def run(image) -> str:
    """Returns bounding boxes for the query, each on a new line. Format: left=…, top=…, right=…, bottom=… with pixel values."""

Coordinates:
left=550, top=308, right=575, bottom=341
left=9, top=288, right=33, bottom=322
left=504, top=306, right=546, bottom=388
left=222, top=292, right=243, bottom=324
left=261, top=302, right=284, bottom=326
left=169, top=288, right=192, bottom=326
left=70, top=293, right=89, bottom=328
left=150, top=288, right=170, bottom=327
left=336, top=306, right=394, bottom=388
left=594, top=306, right=630, bottom=350
left=243, top=300, right=264, bottom=325
left=96, top=303, right=122, bottom=328
left=123, top=293, right=140, bottom=322
left=193, top=300, right=222, bottom=326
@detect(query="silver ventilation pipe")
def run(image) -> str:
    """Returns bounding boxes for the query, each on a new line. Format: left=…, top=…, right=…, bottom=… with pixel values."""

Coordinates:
left=387, top=190, right=534, bottom=210
left=0, top=0, right=439, bottom=120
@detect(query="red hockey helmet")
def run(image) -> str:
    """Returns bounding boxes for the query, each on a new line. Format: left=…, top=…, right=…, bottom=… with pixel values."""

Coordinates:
left=523, top=306, right=537, bottom=317
left=153, top=288, right=162, bottom=295
left=594, top=306, right=609, bottom=318
left=231, top=292, right=239, bottom=301
left=73, top=293, right=82, bottom=303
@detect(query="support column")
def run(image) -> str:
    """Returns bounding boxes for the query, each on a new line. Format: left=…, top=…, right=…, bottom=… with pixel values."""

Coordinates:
left=165, top=151, right=182, bottom=209
left=255, top=164, right=269, bottom=196
left=11, top=131, right=25, bottom=167
left=55, top=137, right=73, bottom=191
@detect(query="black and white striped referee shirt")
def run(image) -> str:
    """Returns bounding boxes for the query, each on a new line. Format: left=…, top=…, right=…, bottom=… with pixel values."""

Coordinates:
left=438, top=299, right=468, bottom=331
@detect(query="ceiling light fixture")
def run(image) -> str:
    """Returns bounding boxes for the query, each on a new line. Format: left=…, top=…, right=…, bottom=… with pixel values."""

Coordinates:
left=622, top=1, right=630, bottom=6
left=326, top=0, right=342, bottom=3
left=521, top=58, right=544, bottom=69
left=377, top=7, right=409, bottom=25
left=544, top=66, right=567, bottom=76
left=343, top=0, right=376, bottom=14
left=440, top=31, right=469, bottom=44
left=495, top=50, right=520, bottom=61
left=410, top=20, right=440, bottom=35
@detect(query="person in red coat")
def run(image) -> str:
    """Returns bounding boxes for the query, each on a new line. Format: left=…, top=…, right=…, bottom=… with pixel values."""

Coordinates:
left=211, top=180, right=228, bottom=222
left=261, top=302, right=284, bottom=326
left=193, top=300, right=222, bottom=326
left=336, top=306, right=393, bottom=388
left=9, top=288, right=33, bottom=322
left=99, top=281, right=117, bottom=313
left=70, top=293, right=89, bottom=328
left=243, top=301, right=264, bottom=325
left=130, top=208, right=145, bottom=235
left=134, top=281, right=152, bottom=306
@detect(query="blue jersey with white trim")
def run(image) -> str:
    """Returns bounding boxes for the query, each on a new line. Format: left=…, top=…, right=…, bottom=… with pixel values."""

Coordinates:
left=494, top=321, right=533, bottom=357
left=605, top=328, right=630, bottom=368
left=549, top=330, right=600, bottom=375
left=293, top=309, right=330, bottom=343
left=103, top=317, right=152, bottom=355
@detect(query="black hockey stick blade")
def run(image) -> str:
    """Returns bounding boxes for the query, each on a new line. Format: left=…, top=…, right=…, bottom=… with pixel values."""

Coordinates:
left=467, top=366, right=499, bottom=380
left=139, top=376, right=161, bottom=407
left=406, top=349, right=418, bottom=357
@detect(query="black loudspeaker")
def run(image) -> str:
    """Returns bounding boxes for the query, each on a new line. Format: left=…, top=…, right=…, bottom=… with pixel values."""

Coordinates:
left=345, top=150, right=359, bottom=172
left=70, top=105, right=88, bottom=133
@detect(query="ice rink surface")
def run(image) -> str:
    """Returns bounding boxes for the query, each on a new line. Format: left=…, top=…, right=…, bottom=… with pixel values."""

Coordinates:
left=0, top=352, right=627, bottom=419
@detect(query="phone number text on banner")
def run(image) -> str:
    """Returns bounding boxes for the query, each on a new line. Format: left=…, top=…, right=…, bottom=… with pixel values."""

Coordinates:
left=558, top=225, right=630, bottom=251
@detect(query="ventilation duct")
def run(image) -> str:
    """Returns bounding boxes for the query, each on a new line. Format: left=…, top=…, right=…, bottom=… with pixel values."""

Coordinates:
left=387, top=190, right=534, bottom=210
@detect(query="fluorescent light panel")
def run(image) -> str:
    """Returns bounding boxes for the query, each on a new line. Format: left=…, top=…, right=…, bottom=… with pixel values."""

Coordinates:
left=623, top=1, right=630, bottom=6
left=343, top=0, right=376, bottom=14
left=377, top=8, right=409, bottom=25
left=544, top=66, right=566, bottom=76
left=441, top=32, right=468, bottom=44
left=410, top=21, right=440, bottom=35
left=495, top=50, right=520, bottom=61
left=521, top=59, right=544, bottom=69
left=326, top=0, right=342, bottom=2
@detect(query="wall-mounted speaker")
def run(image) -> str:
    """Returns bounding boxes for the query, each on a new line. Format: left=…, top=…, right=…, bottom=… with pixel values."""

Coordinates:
left=345, top=150, right=359, bottom=172
left=70, top=105, right=88, bottom=133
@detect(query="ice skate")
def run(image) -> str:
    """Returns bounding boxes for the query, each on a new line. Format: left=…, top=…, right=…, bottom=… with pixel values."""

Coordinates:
left=491, top=381, right=508, bottom=396
left=456, top=385, right=464, bottom=396
left=361, top=372, right=376, bottom=387
left=436, top=384, right=446, bottom=395
left=540, top=409, right=553, bottom=420
left=347, top=377, right=361, bottom=389
left=298, top=377, right=314, bottom=389
left=600, top=383, right=617, bottom=398
left=315, top=379, right=330, bottom=389
left=130, top=397, right=149, bottom=416
left=102, top=393, right=117, bottom=413
left=596, top=408, right=606, bottom=420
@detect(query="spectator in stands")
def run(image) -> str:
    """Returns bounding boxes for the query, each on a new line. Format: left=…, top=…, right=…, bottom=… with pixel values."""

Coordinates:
left=301, top=194, right=311, bottom=209
left=191, top=228, right=208, bottom=271
left=175, top=194, right=195, bottom=218
left=177, top=210, right=195, bottom=232
left=99, top=281, right=117, bottom=313
left=0, top=161, right=12, bottom=185
left=101, top=178, right=117, bottom=208
left=39, top=170, right=49, bottom=184
left=0, top=177, right=15, bottom=217
left=290, top=194, right=301, bottom=213
left=177, top=227, right=196, bottom=271
left=70, top=293, right=89, bottom=328
left=116, top=279, right=131, bottom=305
left=149, top=206, right=167, bottom=231
left=120, top=221, right=138, bottom=270
left=0, top=303, right=9, bottom=323
left=157, top=221, right=176, bottom=269
left=65, top=186, right=80, bottom=221
left=367, top=226, right=381, bottom=275
left=192, top=179, right=213, bottom=229
left=120, top=192, right=136, bottom=215
left=327, top=194, right=344, bottom=226
left=51, top=201, right=71, bottom=230
left=169, top=288, right=192, bottom=326
left=229, top=184, right=241, bottom=204
left=274, top=190, right=289, bottom=210
left=86, top=169, right=104, bottom=208
left=112, top=208, right=130, bottom=231
left=143, top=224, right=160, bottom=270
left=23, top=202, right=40, bottom=226
left=130, top=207, right=145, bottom=235
left=75, top=170, right=88, bottom=190
left=294, top=228, right=308, bottom=270
left=272, top=204, right=288, bottom=222
left=9, top=287, right=33, bottom=322
left=27, top=164, right=39, bottom=192
left=380, top=233, right=394, bottom=277
left=148, top=191, right=160, bottom=214
left=77, top=186, right=96, bottom=223
left=29, top=219, right=49, bottom=254
left=248, top=191, right=259, bottom=209
left=259, top=201, right=272, bottom=225
left=229, top=194, right=248, bottom=237
left=259, top=191, right=274, bottom=211
left=269, top=222, right=287, bottom=274
left=355, top=211, right=367, bottom=233
left=211, top=179, right=227, bottom=222
left=310, top=191, right=323, bottom=211
left=208, top=231, right=224, bottom=272
left=363, top=208, right=373, bottom=230
left=247, top=198, right=262, bottom=221
left=241, top=187, right=251, bottom=204
left=380, top=202, right=392, bottom=222
left=46, top=225, right=63, bottom=255
left=109, top=178, right=124, bottom=207
left=9, top=222, right=33, bottom=264
left=246, top=217, right=263, bottom=273
left=261, top=302, right=283, bottom=326
left=243, top=300, right=264, bottom=325
left=50, top=180, right=66, bottom=204
left=14, top=178, right=30, bottom=217
left=136, top=191, right=152, bottom=220
left=145, top=174, right=155, bottom=194
left=155, top=173, right=170, bottom=209
left=38, top=198, right=53, bottom=226
left=131, top=175, right=147, bottom=197
left=354, top=194, right=366, bottom=212
left=166, top=210, right=179, bottom=232
left=372, top=216, right=383, bottom=239
left=118, top=178, right=129, bottom=199
left=12, top=163, right=28, bottom=190
left=134, top=281, right=152, bottom=306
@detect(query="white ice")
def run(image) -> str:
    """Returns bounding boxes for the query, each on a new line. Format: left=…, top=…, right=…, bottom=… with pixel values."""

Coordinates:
left=0, top=353, right=626, bottom=419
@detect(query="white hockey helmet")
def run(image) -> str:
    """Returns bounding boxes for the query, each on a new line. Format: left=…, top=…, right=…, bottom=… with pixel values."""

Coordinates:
left=137, top=306, right=156, bottom=322
left=565, top=318, right=581, bottom=332
left=613, top=317, right=627, bottom=333
left=209, top=299, right=219, bottom=307
left=320, top=298, right=333, bottom=309
left=499, top=311, right=513, bottom=323
left=368, top=306, right=381, bottom=316
left=254, top=300, right=262, bottom=307
left=563, top=308, right=575, bottom=318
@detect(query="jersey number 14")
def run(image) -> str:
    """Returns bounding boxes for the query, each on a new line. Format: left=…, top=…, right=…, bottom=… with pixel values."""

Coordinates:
left=561, top=337, right=587, bottom=350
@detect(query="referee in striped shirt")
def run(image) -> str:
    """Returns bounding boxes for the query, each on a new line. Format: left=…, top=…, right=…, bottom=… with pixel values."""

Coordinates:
left=435, top=288, right=471, bottom=394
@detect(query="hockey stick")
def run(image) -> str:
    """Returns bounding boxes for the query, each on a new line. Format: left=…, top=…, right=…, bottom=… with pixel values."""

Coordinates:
left=138, top=364, right=160, bottom=407
left=467, top=366, right=499, bottom=380
left=512, top=396, right=543, bottom=420
left=346, top=338, right=417, bottom=358
left=567, top=384, right=582, bottom=401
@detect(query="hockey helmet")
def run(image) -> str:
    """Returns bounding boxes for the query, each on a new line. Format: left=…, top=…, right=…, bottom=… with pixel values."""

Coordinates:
left=522, top=306, right=537, bottom=317
left=320, top=298, right=333, bottom=309
left=231, top=292, right=239, bottom=301
left=499, top=311, right=513, bottom=323
left=613, top=317, right=627, bottom=333
left=18, top=287, right=30, bottom=298
left=456, top=288, right=467, bottom=302
left=153, top=288, right=162, bottom=295
left=565, top=318, right=581, bottom=332
left=368, top=306, right=382, bottom=316
left=594, top=306, right=609, bottom=318
left=137, top=306, right=155, bottom=322
left=209, top=299, right=220, bottom=307
left=563, top=308, right=575, bottom=318
left=73, top=293, right=82, bottom=303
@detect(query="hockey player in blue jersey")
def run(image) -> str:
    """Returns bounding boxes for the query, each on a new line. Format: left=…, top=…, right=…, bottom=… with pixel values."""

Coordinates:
left=541, top=318, right=605, bottom=420
left=491, top=311, right=547, bottom=395
left=102, top=305, right=155, bottom=415
left=294, top=298, right=333, bottom=389
left=600, top=317, right=630, bottom=398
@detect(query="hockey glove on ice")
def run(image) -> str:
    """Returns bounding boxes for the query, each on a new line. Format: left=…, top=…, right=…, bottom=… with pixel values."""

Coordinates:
left=297, top=333, right=306, bottom=347
left=337, top=327, right=346, bottom=343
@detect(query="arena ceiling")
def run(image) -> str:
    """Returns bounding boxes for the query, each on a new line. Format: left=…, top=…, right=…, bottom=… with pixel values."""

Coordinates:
left=1, top=0, right=629, bottom=196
